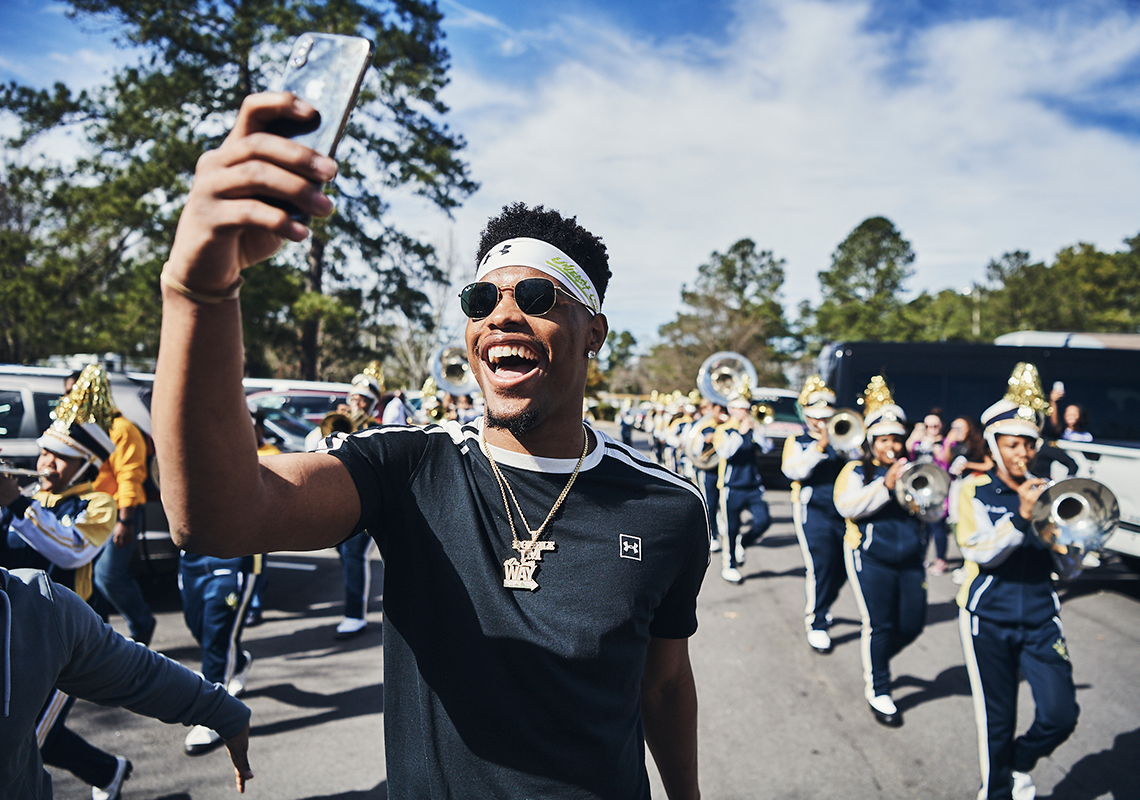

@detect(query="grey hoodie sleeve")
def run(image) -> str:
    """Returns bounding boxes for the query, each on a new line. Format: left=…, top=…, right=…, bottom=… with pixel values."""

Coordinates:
left=46, top=574, right=251, bottom=739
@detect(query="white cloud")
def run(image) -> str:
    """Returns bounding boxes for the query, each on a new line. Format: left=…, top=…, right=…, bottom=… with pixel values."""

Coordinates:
left=395, top=0, right=1140, bottom=347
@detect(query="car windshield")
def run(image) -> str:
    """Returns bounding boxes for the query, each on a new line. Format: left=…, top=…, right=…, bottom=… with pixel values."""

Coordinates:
left=263, top=408, right=315, bottom=435
left=752, top=395, right=800, bottom=423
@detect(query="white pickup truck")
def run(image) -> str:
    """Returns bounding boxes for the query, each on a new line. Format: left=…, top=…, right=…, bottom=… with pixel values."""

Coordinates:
left=1055, top=440, right=1140, bottom=572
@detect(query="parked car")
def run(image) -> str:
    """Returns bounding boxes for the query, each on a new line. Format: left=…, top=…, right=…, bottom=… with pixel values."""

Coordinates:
left=0, top=365, right=177, bottom=573
left=244, top=380, right=354, bottom=427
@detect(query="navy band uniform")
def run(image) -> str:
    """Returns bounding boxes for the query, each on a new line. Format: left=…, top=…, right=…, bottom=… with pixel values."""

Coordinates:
left=956, top=362, right=1081, bottom=800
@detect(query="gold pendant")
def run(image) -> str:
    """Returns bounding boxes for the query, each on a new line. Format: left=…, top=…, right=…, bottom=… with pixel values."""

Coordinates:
left=503, top=557, right=539, bottom=591
left=514, top=539, right=556, bottom=561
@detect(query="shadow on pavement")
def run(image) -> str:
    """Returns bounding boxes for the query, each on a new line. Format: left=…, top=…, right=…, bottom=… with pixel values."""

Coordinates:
left=248, top=682, right=384, bottom=737
left=892, top=665, right=972, bottom=712
left=1038, top=727, right=1140, bottom=800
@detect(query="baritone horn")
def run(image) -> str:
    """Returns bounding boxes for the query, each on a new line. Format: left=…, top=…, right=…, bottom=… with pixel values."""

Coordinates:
left=685, top=352, right=757, bottom=471
left=696, top=352, right=757, bottom=409
left=1029, top=477, right=1119, bottom=556
left=893, top=462, right=950, bottom=522
left=430, top=345, right=479, bottom=397
left=826, top=408, right=866, bottom=451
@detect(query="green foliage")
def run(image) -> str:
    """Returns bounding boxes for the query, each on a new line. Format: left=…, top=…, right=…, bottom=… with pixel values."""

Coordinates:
left=1, top=0, right=475, bottom=375
left=639, top=220, right=1140, bottom=390
left=602, top=330, right=640, bottom=394
left=648, top=239, right=790, bottom=392
left=812, top=216, right=915, bottom=343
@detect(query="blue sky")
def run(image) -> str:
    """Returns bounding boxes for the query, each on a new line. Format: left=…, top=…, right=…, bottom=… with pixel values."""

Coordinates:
left=3, top=0, right=1140, bottom=348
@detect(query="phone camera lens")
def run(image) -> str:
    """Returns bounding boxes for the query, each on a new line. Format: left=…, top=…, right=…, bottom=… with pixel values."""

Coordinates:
left=290, top=35, right=313, bottom=68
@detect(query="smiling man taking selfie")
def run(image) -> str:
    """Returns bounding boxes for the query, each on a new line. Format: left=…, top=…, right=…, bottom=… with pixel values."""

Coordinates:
left=153, top=91, right=708, bottom=799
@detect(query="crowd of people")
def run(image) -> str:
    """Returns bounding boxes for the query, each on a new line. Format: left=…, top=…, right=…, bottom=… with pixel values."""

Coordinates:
left=0, top=85, right=1105, bottom=800
left=639, top=360, right=1090, bottom=800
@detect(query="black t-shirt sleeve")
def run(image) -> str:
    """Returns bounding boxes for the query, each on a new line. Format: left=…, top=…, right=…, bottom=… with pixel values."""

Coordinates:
left=647, top=498, right=708, bottom=639
left=321, top=426, right=432, bottom=542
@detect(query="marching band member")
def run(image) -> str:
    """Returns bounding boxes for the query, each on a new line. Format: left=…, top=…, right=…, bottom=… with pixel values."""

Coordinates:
left=0, top=417, right=131, bottom=797
left=834, top=377, right=927, bottom=727
left=782, top=376, right=848, bottom=653
left=957, top=363, right=1081, bottom=800
left=664, top=400, right=697, bottom=479
left=714, top=390, right=773, bottom=584
left=693, top=399, right=727, bottom=553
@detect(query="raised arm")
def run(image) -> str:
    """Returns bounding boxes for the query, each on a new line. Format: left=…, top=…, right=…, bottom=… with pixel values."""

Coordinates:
left=154, top=92, right=359, bottom=556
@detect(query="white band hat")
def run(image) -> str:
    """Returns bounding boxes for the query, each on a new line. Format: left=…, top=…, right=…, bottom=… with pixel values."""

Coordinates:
left=981, top=399, right=1041, bottom=440
left=476, top=237, right=601, bottom=315
left=865, top=404, right=907, bottom=439
left=37, top=421, right=115, bottom=470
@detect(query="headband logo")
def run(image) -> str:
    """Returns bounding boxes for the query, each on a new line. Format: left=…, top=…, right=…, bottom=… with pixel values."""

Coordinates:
left=546, top=257, right=598, bottom=310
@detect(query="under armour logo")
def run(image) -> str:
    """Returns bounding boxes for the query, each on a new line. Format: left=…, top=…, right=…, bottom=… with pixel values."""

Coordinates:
left=480, top=243, right=513, bottom=267
left=620, top=534, right=642, bottom=561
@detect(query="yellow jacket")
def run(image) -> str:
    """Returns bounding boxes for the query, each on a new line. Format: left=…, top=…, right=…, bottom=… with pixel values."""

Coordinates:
left=93, top=414, right=148, bottom=510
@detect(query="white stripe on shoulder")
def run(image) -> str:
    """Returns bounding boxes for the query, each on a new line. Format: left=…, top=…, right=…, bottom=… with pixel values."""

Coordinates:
left=315, top=421, right=458, bottom=454
left=601, top=440, right=705, bottom=501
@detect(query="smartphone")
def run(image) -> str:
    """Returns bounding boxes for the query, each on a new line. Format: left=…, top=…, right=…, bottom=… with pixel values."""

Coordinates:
left=1053, top=381, right=1065, bottom=395
left=262, top=32, right=374, bottom=223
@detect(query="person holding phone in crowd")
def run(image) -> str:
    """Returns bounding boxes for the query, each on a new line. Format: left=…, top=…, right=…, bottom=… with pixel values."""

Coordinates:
left=151, top=91, right=707, bottom=800
left=906, top=409, right=951, bottom=575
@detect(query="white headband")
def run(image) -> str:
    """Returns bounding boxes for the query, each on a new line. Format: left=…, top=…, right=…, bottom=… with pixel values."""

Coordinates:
left=476, top=237, right=601, bottom=315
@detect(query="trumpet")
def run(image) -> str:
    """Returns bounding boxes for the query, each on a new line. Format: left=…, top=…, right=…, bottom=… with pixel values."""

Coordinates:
left=826, top=409, right=866, bottom=451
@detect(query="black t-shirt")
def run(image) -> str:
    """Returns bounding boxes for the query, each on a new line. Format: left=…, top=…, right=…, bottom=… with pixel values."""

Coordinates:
left=321, top=419, right=709, bottom=799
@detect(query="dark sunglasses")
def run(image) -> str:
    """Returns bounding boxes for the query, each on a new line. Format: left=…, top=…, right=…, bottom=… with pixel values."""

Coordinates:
left=459, top=278, right=579, bottom=320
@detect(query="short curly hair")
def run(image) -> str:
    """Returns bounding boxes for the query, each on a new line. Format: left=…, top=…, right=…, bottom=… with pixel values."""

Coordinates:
left=475, top=202, right=612, bottom=306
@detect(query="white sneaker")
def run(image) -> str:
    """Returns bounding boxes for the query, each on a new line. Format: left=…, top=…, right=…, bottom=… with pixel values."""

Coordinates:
left=869, top=694, right=897, bottom=716
left=721, top=566, right=743, bottom=584
left=868, top=694, right=902, bottom=726
left=184, top=724, right=221, bottom=755
left=807, top=629, right=832, bottom=652
left=735, top=540, right=747, bottom=565
left=709, top=538, right=722, bottom=553
left=335, top=617, right=368, bottom=639
left=92, top=756, right=131, bottom=799
left=1012, top=771, right=1036, bottom=800
left=227, top=650, right=252, bottom=697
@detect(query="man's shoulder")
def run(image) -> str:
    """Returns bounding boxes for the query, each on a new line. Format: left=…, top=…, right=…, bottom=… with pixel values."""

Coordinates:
left=324, top=418, right=469, bottom=453
left=593, top=433, right=704, bottom=504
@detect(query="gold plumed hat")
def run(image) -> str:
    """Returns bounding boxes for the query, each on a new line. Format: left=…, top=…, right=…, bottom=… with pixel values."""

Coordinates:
left=798, top=375, right=836, bottom=417
left=55, top=363, right=118, bottom=434
left=981, top=362, right=1048, bottom=437
left=860, top=375, right=907, bottom=436
left=361, top=360, right=385, bottom=393
left=728, top=376, right=754, bottom=409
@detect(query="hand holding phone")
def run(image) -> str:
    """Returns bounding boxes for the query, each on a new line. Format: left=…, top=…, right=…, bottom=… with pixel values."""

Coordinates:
left=261, top=33, right=374, bottom=223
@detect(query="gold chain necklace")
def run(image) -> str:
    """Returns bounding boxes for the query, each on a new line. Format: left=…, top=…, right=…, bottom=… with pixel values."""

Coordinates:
left=480, top=424, right=589, bottom=591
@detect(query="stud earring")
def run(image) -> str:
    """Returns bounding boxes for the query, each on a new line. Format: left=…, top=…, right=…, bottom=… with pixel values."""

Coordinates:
left=587, top=350, right=597, bottom=359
